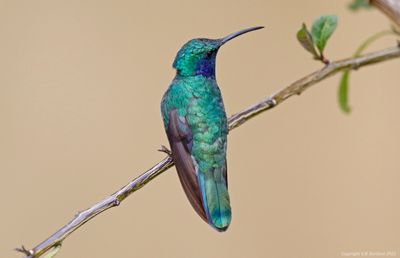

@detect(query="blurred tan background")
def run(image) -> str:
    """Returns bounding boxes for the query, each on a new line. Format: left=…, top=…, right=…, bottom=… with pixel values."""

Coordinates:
left=1, top=0, right=399, bottom=257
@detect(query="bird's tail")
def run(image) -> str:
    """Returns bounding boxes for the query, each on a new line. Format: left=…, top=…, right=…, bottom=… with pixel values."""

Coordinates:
left=198, top=168, right=231, bottom=231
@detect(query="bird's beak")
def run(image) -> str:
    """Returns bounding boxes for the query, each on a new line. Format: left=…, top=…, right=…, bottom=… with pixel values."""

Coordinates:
left=220, top=26, right=264, bottom=45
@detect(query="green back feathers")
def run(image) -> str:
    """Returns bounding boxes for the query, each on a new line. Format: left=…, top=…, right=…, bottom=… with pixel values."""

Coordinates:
left=161, top=76, right=231, bottom=231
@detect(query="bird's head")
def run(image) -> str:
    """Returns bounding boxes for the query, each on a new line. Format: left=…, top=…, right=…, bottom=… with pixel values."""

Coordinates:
left=172, top=26, right=264, bottom=78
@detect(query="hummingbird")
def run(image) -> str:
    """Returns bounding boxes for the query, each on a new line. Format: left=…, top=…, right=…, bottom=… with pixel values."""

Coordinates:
left=161, top=26, right=263, bottom=231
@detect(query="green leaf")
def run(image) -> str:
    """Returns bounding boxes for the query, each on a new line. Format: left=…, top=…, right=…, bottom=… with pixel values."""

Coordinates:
left=338, top=70, right=351, bottom=113
left=311, top=15, right=338, bottom=55
left=297, top=23, right=320, bottom=59
left=348, top=0, right=372, bottom=11
left=337, top=30, right=393, bottom=114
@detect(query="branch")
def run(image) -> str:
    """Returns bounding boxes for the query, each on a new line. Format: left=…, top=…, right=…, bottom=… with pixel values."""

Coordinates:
left=17, top=45, right=400, bottom=258
left=370, top=0, right=400, bottom=27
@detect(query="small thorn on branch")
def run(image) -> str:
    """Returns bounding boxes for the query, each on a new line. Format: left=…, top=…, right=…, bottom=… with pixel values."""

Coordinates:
left=353, top=59, right=361, bottom=70
left=267, top=97, right=277, bottom=107
left=113, top=199, right=121, bottom=206
left=296, top=90, right=303, bottom=96
left=74, top=210, right=83, bottom=218
left=15, top=245, right=33, bottom=256
left=158, top=145, right=172, bottom=156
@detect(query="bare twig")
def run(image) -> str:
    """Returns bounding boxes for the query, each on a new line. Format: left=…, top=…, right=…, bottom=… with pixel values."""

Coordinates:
left=228, top=46, right=400, bottom=129
left=17, top=45, right=400, bottom=258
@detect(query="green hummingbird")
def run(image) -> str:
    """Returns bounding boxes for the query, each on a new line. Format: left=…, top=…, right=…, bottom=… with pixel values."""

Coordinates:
left=161, top=26, right=263, bottom=231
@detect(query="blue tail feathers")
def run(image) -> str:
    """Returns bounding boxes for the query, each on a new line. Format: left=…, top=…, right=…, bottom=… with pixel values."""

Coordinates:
left=198, top=169, right=231, bottom=231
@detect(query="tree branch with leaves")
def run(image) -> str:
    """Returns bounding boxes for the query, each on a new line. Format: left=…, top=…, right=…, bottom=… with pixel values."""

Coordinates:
left=16, top=2, right=400, bottom=258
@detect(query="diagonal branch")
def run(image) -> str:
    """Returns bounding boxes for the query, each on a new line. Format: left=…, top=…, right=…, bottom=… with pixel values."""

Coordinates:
left=17, top=45, right=400, bottom=258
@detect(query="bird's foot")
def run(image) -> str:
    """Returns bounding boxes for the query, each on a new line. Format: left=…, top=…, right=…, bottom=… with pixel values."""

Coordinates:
left=15, top=245, right=33, bottom=256
left=158, top=145, right=172, bottom=156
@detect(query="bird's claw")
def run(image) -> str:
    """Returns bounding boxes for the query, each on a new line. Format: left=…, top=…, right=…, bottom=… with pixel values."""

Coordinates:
left=158, top=145, right=172, bottom=156
left=15, top=245, right=33, bottom=256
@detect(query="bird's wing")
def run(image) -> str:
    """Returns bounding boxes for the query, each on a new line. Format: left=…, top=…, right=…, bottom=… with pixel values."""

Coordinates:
left=166, top=109, right=207, bottom=222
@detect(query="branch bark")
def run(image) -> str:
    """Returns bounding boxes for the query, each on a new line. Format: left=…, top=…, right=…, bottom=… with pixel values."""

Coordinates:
left=17, top=45, right=400, bottom=258
left=371, top=0, right=400, bottom=27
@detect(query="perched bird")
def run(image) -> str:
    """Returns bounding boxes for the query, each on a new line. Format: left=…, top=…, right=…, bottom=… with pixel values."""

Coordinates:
left=161, top=26, right=263, bottom=231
